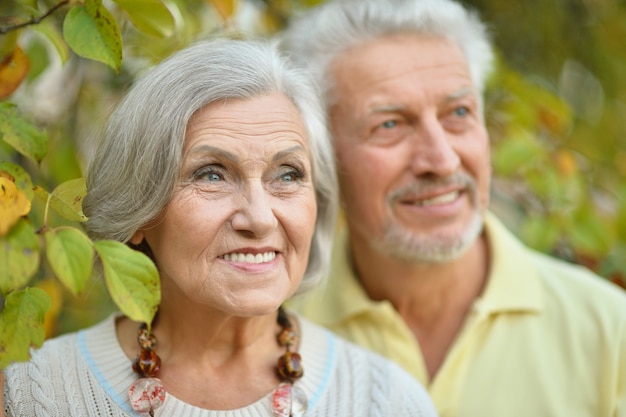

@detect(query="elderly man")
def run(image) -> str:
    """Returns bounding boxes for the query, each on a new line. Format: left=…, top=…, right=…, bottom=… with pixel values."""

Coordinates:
left=280, top=0, right=626, bottom=416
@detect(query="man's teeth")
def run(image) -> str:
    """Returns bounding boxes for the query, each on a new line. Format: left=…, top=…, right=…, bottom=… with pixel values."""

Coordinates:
left=222, top=252, right=276, bottom=263
left=420, top=191, right=459, bottom=206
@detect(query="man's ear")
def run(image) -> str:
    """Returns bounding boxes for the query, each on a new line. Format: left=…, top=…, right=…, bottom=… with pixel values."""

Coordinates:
left=129, top=230, right=145, bottom=245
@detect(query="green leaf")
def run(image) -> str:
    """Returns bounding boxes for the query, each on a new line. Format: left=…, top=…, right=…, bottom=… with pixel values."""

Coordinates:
left=63, top=1, right=123, bottom=72
left=0, top=29, right=18, bottom=59
left=32, top=20, right=71, bottom=65
left=113, top=0, right=176, bottom=38
left=94, top=240, right=160, bottom=326
left=33, top=185, right=49, bottom=204
left=0, top=287, right=51, bottom=369
left=45, top=136, right=84, bottom=184
left=0, top=161, right=34, bottom=201
left=615, top=186, right=626, bottom=241
left=600, top=244, right=626, bottom=278
left=24, top=37, right=49, bottom=83
left=0, top=219, right=40, bottom=295
left=0, top=102, right=48, bottom=165
left=567, top=208, right=613, bottom=257
left=526, top=168, right=563, bottom=204
left=521, top=215, right=560, bottom=252
left=46, top=178, right=88, bottom=222
left=45, top=228, right=94, bottom=296
left=492, top=131, right=544, bottom=176
left=12, top=0, right=39, bottom=10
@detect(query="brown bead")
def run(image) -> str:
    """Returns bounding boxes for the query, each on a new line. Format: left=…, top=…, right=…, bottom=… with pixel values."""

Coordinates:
left=276, top=328, right=298, bottom=348
left=277, top=351, right=303, bottom=381
left=137, top=328, right=157, bottom=350
left=132, top=349, right=161, bottom=377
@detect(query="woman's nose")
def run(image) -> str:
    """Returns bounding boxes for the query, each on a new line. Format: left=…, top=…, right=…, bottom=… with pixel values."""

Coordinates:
left=230, top=180, right=278, bottom=237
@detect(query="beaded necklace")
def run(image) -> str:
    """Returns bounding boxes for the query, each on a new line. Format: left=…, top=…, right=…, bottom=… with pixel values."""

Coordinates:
left=128, top=306, right=307, bottom=416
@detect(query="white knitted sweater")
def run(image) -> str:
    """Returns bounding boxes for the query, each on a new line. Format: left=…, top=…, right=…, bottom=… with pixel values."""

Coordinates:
left=4, top=314, right=438, bottom=416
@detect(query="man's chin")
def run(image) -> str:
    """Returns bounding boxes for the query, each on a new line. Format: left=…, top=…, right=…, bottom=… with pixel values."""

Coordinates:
left=375, top=213, right=484, bottom=264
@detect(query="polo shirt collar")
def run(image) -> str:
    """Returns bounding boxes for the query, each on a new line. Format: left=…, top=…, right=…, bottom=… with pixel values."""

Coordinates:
left=320, top=211, right=543, bottom=325
left=477, top=212, right=543, bottom=315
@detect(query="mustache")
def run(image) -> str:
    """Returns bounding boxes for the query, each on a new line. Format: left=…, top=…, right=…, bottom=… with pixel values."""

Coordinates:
left=388, top=172, right=477, bottom=202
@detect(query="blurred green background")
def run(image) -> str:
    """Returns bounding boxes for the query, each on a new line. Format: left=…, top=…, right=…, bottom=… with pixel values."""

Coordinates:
left=1, top=0, right=624, bottom=339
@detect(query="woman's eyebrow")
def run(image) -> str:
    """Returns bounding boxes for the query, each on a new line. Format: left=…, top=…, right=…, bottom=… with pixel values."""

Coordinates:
left=187, top=145, right=239, bottom=162
left=272, top=145, right=308, bottom=162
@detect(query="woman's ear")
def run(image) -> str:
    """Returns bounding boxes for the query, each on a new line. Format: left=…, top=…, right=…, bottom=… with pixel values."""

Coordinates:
left=129, top=230, right=145, bottom=245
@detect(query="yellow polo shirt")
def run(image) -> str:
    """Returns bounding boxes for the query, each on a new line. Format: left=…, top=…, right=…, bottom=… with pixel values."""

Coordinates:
left=289, top=212, right=626, bottom=417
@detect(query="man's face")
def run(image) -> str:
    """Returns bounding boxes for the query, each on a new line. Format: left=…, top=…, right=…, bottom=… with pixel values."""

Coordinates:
left=329, top=34, right=491, bottom=263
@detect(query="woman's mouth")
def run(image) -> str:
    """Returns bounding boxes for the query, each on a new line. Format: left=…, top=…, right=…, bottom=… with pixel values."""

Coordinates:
left=220, top=251, right=277, bottom=264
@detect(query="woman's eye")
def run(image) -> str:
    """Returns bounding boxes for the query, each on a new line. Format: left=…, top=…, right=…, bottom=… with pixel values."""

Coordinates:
left=281, top=172, right=296, bottom=182
left=277, top=167, right=305, bottom=183
left=194, top=166, right=225, bottom=182
left=206, top=172, right=222, bottom=182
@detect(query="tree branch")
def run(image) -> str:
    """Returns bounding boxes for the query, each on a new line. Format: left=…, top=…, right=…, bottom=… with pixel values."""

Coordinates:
left=0, top=1, right=70, bottom=35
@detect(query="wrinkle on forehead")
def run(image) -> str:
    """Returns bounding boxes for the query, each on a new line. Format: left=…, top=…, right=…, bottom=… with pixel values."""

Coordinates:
left=331, top=35, right=474, bottom=116
left=366, top=85, right=474, bottom=116
left=183, top=94, right=310, bottom=154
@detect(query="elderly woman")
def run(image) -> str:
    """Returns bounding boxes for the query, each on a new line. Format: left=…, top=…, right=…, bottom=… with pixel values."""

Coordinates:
left=3, top=39, right=438, bottom=416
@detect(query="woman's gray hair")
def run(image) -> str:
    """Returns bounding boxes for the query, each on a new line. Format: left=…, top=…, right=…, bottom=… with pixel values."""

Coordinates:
left=280, top=0, right=494, bottom=109
left=83, top=38, right=338, bottom=295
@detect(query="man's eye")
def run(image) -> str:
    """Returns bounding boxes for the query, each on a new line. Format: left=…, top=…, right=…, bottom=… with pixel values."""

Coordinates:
left=381, top=120, right=397, bottom=129
left=454, top=107, right=469, bottom=117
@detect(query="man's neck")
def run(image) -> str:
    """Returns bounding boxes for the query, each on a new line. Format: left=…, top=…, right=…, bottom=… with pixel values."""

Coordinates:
left=350, top=233, right=490, bottom=380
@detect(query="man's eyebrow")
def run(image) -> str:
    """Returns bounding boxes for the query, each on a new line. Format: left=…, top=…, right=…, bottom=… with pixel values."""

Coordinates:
left=366, top=104, right=408, bottom=116
left=444, top=87, right=473, bottom=102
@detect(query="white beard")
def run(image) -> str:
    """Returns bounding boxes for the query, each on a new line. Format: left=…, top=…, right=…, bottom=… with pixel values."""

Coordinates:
left=372, top=171, right=485, bottom=264
left=374, top=208, right=484, bottom=264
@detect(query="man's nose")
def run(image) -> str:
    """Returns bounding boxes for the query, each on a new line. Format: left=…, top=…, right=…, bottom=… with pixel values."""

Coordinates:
left=408, top=116, right=461, bottom=177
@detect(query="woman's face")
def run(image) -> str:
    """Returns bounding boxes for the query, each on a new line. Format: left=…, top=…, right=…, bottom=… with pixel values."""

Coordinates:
left=131, top=93, right=317, bottom=317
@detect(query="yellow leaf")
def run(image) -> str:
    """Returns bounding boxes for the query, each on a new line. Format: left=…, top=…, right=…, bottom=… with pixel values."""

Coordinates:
left=0, top=177, right=31, bottom=236
left=35, top=278, right=65, bottom=339
left=554, top=149, right=578, bottom=178
left=207, top=0, right=237, bottom=20
left=0, top=171, right=15, bottom=182
left=260, top=8, right=282, bottom=34
left=0, top=46, right=30, bottom=100
left=614, top=151, right=626, bottom=178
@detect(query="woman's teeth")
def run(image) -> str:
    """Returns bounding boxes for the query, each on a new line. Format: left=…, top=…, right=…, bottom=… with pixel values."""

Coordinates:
left=222, top=252, right=276, bottom=263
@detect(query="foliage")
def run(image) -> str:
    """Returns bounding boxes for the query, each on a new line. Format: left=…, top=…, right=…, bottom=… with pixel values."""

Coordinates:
left=0, top=0, right=324, bottom=372
left=0, top=0, right=624, bottom=370
left=463, top=0, right=626, bottom=289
